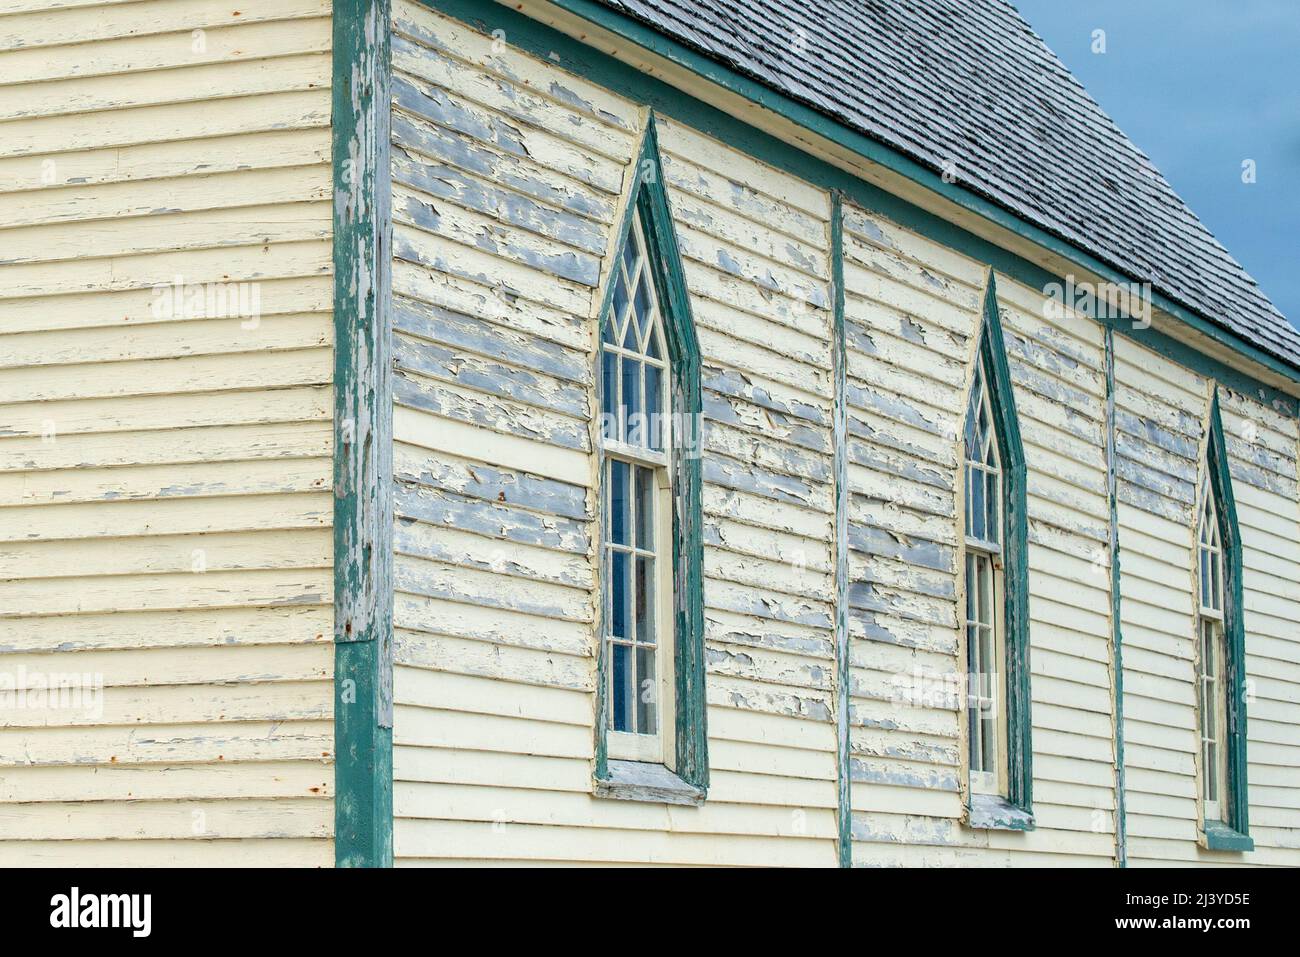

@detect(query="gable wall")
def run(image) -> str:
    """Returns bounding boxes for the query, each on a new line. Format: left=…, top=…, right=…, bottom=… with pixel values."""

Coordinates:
left=0, top=0, right=335, bottom=865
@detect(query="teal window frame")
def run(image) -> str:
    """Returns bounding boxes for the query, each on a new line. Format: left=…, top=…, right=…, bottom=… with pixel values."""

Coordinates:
left=593, top=114, right=708, bottom=800
left=965, top=273, right=1033, bottom=831
left=1199, top=391, right=1252, bottom=852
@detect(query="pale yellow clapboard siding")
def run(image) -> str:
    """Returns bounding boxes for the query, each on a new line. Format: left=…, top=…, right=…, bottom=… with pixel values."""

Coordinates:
left=0, top=839, right=333, bottom=868
left=0, top=761, right=332, bottom=803
left=0, top=53, right=329, bottom=123
left=1, top=314, right=329, bottom=372
left=844, top=199, right=1116, bottom=865
left=388, top=1, right=839, bottom=866
left=0, top=129, right=329, bottom=195
left=394, top=781, right=839, bottom=840
left=0, top=799, right=332, bottom=841
left=1, top=606, right=331, bottom=656
left=1117, top=336, right=1300, bottom=866
left=1114, top=335, right=1212, bottom=869
left=0, top=0, right=330, bottom=50
left=0, top=720, right=335, bottom=766
left=0, top=17, right=330, bottom=87
left=395, top=817, right=833, bottom=866
left=0, top=240, right=331, bottom=300
left=0, top=0, right=332, bottom=863
left=393, top=0, right=637, bottom=138
left=0, top=456, right=329, bottom=506
left=5, top=206, right=328, bottom=263
left=0, top=89, right=331, bottom=158
left=1, top=278, right=332, bottom=335
left=0, top=165, right=329, bottom=228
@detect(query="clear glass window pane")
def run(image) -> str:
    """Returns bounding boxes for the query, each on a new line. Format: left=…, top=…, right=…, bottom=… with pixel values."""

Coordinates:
left=623, top=287, right=641, bottom=348
left=601, top=350, right=617, bottom=422
left=610, top=549, right=629, bottom=639
left=979, top=556, right=994, bottom=626
left=634, top=466, right=653, bottom=548
left=1206, top=548, right=1216, bottom=608
left=644, top=364, right=661, bottom=450
left=635, top=555, right=652, bottom=645
left=980, top=711, right=996, bottom=773
left=621, top=357, right=642, bottom=445
left=969, top=466, right=986, bottom=542
left=633, top=275, right=653, bottom=343
left=610, top=276, right=629, bottom=341
left=610, top=460, right=630, bottom=546
left=636, top=645, right=657, bottom=735
left=985, top=471, right=999, bottom=545
left=621, top=226, right=640, bottom=279
left=612, top=642, right=633, bottom=732
left=1203, top=740, right=1213, bottom=800
left=965, top=554, right=977, bottom=621
left=646, top=322, right=662, bottom=361
left=1200, top=551, right=1211, bottom=609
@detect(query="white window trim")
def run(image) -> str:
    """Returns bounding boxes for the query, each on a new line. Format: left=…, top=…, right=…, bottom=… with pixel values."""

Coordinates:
left=963, top=362, right=1010, bottom=798
left=604, top=461, right=676, bottom=766
left=1196, top=481, right=1230, bottom=824
left=600, top=208, right=676, bottom=770
left=966, top=549, right=1008, bottom=797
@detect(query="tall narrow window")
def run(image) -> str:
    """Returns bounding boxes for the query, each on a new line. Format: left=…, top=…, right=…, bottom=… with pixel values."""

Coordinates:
left=594, top=115, right=707, bottom=801
left=601, top=208, right=673, bottom=763
left=1196, top=392, right=1251, bottom=851
left=1197, top=483, right=1227, bottom=821
left=962, top=272, right=1032, bottom=830
left=964, top=359, right=1006, bottom=795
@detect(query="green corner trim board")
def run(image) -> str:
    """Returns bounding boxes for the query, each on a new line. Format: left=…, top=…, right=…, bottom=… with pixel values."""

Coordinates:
left=830, top=194, right=852, bottom=868
left=333, top=0, right=395, bottom=868
left=1104, top=328, right=1128, bottom=868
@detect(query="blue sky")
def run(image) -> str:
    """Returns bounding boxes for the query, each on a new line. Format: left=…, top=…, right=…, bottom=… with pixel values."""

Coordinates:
left=1010, top=0, right=1300, bottom=327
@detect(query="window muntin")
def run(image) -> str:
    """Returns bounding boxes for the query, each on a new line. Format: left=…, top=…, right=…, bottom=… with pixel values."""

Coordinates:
left=1197, top=482, right=1229, bottom=821
left=964, top=362, right=1002, bottom=553
left=600, top=208, right=673, bottom=764
left=601, top=214, right=666, bottom=457
left=964, top=360, right=1007, bottom=795
left=1198, top=488, right=1224, bottom=619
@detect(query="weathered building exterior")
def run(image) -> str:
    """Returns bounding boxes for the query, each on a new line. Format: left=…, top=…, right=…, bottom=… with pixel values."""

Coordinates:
left=1, top=0, right=1297, bottom=867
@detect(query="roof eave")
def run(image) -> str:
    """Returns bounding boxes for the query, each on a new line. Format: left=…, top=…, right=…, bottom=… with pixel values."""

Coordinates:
left=510, top=0, right=1300, bottom=398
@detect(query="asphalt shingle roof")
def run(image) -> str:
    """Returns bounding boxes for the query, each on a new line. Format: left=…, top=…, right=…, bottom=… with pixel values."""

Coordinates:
left=593, top=0, right=1300, bottom=370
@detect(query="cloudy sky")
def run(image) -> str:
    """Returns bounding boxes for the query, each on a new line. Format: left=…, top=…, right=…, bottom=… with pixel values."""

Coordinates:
left=1011, top=0, right=1300, bottom=327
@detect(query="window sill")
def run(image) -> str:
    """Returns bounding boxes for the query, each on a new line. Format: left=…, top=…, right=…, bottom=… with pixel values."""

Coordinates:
left=1201, top=820, right=1253, bottom=852
left=966, top=793, right=1035, bottom=832
left=594, top=760, right=704, bottom=807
